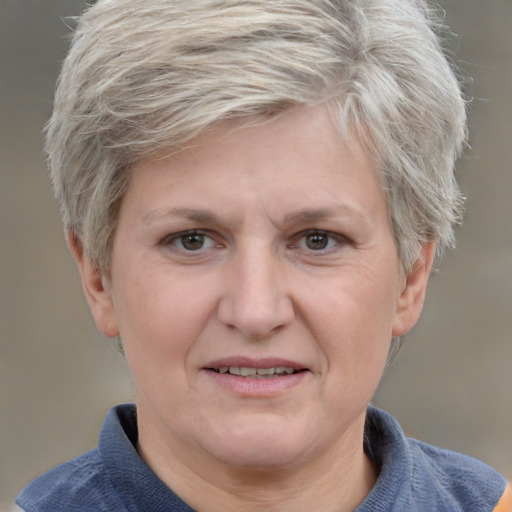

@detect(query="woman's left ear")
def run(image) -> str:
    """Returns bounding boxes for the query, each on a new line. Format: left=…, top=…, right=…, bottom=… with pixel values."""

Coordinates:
left=392, top=243, right=435, bottom=337
left=65, top=231, right=120, bottom=338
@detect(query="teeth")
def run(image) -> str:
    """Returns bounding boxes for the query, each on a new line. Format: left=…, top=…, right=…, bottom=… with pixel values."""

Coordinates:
left=215, top=366, right=296, bottom=377
left=256, top=367, right=274, bottom=376
left=240, top=367, right=257, bottom=377
left=275, top=367, right=295, bottom=375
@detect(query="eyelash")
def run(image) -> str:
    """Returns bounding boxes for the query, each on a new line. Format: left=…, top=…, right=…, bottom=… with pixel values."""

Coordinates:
left=160, top=229, right=348, bottom=255
left=290, top=229, right=349, bottom=253
left=160, top=230, right=219, bottom=252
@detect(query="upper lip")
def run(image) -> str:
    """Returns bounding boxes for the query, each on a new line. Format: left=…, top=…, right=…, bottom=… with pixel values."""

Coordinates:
left=204, top=356, right=308, bottom=371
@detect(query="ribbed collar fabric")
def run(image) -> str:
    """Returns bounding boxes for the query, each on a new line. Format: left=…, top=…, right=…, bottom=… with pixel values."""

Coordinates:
left=38, top=403, right=504, bottom=512
left=18, top=404, right=505, bottom=512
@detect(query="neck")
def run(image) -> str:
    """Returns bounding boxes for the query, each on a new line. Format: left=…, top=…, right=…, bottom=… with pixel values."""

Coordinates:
left=137, top=411, right=377, bottom=512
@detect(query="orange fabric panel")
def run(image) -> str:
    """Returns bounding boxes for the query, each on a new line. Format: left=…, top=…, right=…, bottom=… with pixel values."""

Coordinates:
left=494, top=484, right=512, bottom=512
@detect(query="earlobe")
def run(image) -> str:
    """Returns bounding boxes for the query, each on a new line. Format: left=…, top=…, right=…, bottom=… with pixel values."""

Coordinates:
left=65, top=231, right=120, bottom=338
left=392, top=243, right=435, bottom=337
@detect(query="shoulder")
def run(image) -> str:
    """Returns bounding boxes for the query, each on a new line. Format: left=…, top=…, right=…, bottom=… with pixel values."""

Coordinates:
left=408, top=438, right=507, bottom=510
left=362, top=407, right=507, bottom=511
left=16, top=448, right=121, bottom=512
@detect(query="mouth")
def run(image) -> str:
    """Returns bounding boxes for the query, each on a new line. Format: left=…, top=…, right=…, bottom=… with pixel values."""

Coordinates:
left=208, top=366, right=306, bottom=379
left=203, top=359, right=310, bottom=395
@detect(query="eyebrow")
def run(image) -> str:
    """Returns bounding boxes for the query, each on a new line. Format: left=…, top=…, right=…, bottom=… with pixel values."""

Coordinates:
left=282, top=206, right=371, bottom=229
left=142, top=207, right=220, bottom=225
left=142, top=205, right=372, bottom=230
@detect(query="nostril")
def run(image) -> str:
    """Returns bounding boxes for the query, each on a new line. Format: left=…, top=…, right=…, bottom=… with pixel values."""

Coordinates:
left=217, top=297, right=294, bottom=339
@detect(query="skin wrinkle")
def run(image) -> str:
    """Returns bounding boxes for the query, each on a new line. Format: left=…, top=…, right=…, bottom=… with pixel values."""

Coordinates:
left=49, top=0, right=465, bottom=281
left=71, top=106, right=432, bottom=511
left=141, top=205, right=373, bottom=246
left=17, top=1, right=495, bottom=509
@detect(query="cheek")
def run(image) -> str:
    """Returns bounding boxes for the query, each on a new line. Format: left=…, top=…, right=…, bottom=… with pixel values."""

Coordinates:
left=111, top=267, right=216, bottom=381
left=299, top=269, right=398, bottom=384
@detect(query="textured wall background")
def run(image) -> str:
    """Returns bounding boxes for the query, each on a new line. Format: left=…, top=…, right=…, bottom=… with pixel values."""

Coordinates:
left=1, top=0, right=511, bottom=508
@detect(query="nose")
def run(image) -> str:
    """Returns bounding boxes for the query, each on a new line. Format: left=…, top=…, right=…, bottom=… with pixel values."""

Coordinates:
left=217, top=244, right=295, bottom=339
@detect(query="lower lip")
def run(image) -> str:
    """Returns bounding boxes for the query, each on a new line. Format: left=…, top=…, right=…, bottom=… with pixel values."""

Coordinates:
left=203, top=370, right=310, bottom=397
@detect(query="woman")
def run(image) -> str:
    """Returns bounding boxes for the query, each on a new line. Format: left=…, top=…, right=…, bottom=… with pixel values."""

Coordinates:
left=16, top=0, right=510, bottom=510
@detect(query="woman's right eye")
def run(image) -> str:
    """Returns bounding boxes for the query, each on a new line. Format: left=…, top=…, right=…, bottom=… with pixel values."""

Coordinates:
left=161, top=230, right=217, bottom=252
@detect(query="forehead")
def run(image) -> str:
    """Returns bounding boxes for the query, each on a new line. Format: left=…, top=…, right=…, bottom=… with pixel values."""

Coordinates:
left=121, top=106, right=388, bottom=234
left=136, top=106, right=376, bottom=185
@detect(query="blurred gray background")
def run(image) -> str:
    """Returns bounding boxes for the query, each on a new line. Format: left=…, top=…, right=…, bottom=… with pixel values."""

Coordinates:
left=0, top=0, right=510, bottom=508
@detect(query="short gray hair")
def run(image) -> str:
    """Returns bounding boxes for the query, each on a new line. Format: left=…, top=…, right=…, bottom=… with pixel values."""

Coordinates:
left=46, top=0, right=467, bottom=277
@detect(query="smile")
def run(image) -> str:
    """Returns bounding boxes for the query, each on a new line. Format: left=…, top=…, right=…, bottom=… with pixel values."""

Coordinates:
left=212, top=366, right=299, bottom=378
left=203, top=361, right=311, bottom=395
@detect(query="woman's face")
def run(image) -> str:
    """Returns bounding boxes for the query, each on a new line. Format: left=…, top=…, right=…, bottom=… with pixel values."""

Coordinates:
left=80, top=106, right=430, bottom=476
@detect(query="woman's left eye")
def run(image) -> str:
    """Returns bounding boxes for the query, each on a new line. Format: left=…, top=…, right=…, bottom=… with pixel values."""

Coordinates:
left=293, top=230, right=346, bottom=252
left=162, top=231, right=217, bottom=251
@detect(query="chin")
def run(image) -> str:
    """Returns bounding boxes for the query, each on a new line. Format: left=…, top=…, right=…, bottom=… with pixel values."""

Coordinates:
left=198, top=414, right=316, bottom=470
